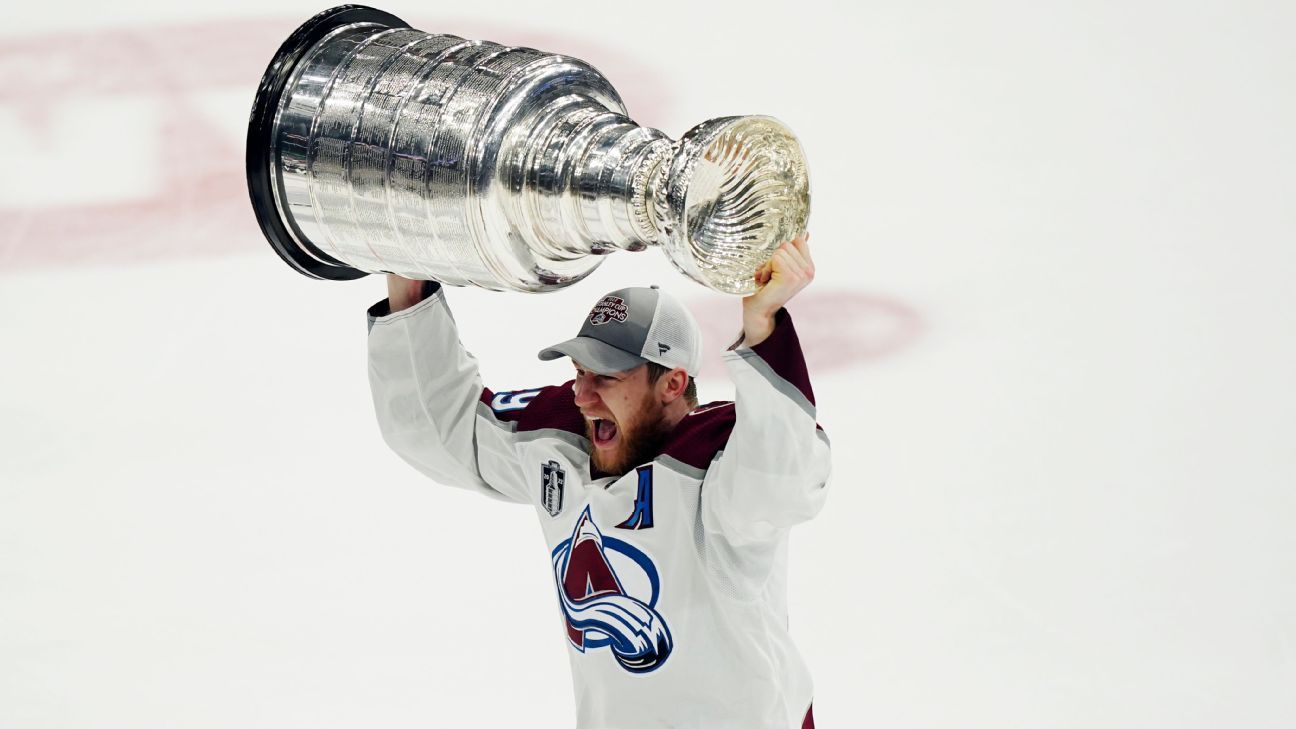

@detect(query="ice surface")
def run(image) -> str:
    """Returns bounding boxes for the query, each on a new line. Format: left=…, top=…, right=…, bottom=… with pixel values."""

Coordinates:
left=2, top=1, right=1294, bottom=728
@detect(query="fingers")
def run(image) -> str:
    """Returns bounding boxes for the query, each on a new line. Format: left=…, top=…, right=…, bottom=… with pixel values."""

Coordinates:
left=781, top=242, right=812, bottom=277
left=752, top=231, right=814, bottom=290
left=774, top=235, right=814, bottom=283
left=771, top=248, right=810, bottom=285
left=792, top=232, right=812, bottom=268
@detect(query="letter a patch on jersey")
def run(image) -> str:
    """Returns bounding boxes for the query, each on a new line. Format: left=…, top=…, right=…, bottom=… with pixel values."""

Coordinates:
left=617, top=465, right=655, bottom=530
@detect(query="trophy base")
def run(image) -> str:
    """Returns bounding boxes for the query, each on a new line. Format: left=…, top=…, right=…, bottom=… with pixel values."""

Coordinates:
left=246, top=4, right=409, bottom=281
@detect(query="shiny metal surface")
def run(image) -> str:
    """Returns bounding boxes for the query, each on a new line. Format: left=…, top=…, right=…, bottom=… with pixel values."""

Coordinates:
left=255, top=7, right=810, bottom=293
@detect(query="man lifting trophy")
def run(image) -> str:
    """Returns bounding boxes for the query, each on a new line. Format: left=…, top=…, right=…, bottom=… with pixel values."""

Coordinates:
left=247, top=7, right=829, bottom=729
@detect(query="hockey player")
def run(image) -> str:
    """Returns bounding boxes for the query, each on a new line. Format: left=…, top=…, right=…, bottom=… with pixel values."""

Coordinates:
left=367, top=234, right=830, bottom=728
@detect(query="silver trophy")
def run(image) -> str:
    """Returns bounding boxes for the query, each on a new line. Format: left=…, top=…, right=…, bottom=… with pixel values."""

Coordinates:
left=247, top=5, right=809, bottom=294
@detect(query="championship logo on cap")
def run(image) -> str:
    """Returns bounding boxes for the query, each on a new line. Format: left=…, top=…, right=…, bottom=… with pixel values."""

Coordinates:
left=589, top=296, right=629, bottom=326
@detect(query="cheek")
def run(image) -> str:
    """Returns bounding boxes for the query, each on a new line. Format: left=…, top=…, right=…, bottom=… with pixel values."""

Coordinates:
left=604, top=387, right=638, bottom=423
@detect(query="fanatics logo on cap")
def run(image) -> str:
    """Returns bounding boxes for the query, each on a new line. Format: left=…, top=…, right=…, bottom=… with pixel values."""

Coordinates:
left=588, top=296, right=629, bottom=326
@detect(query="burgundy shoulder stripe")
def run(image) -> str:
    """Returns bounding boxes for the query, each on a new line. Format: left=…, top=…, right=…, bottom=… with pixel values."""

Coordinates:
left=480, top=380, right=585, bottom=436
left=747, top=308, right=816, bottom=406
left=659, top=401, right=736, bottom=470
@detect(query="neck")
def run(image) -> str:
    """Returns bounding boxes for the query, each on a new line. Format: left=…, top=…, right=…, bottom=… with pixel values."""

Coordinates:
left=662, top=398, right=692, bottom=432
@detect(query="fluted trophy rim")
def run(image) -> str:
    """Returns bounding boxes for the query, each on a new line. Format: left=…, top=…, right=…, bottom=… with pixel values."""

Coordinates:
left=656, top=115, right=811, bottom=295
left=246, top=4, right=410, bottom=281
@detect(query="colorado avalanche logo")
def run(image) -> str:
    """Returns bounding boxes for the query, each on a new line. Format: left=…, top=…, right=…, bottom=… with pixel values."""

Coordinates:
left=551, top=507, right=673, bottom=673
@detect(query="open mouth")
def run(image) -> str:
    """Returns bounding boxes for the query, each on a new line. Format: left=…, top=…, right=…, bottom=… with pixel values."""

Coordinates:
left=589, top=417, right=620, bottom=450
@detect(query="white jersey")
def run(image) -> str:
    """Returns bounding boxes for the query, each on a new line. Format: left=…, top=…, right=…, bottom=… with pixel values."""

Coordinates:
left=367, top=285, right=832, bottom=729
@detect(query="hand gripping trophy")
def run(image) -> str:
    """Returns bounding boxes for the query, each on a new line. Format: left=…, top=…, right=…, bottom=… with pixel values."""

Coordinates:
left=246, top=5, right=810, bottom=294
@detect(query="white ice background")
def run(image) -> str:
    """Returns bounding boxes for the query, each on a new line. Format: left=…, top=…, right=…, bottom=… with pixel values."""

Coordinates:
left=2, top=1, right=1294, bottom=727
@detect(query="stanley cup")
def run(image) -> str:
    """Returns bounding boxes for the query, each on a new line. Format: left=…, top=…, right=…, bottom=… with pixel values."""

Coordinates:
left=247, top=5, right=810, bottom=294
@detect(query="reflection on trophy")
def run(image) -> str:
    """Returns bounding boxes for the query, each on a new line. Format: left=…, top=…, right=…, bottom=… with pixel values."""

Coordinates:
left=246, top=5, right=809, bottom=294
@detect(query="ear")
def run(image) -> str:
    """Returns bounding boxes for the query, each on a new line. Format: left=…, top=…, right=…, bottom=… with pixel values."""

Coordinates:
left=658, top=368, right=689, bottom=404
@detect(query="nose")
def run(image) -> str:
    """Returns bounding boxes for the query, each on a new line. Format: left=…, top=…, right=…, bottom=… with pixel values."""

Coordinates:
left=572, top=373, right=599, bottom=408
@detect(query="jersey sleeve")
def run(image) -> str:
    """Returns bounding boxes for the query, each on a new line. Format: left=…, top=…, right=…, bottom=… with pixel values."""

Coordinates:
left=701, top=309, right=833, bottom=546
left=366, top=283, right=536, bottom=505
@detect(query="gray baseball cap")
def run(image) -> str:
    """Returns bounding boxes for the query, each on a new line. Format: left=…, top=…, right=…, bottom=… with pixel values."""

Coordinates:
left=538, top=285, right=703, bottom=377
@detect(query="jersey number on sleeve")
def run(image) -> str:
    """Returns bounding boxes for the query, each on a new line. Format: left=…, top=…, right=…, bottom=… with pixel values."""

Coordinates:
left=490, top=388, right=542, bottom=413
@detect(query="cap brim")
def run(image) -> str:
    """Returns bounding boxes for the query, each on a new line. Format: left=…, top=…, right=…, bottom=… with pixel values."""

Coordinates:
left=537, top=336, right=648, bottom=375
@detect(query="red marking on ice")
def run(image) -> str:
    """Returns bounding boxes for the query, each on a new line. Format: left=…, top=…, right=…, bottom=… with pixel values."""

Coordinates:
left=0, top=17, right=671, bottom=271
left=690, top=290, right=924, bottom=374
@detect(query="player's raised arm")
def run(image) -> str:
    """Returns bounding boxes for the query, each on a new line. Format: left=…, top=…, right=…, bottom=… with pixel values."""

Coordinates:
left=702, top=234, right=832, bottom=546
left=385, top=273, right=429, bottom=313
left=366, top=280, right=534, bottom=504
left=739, top=233, right=814, bottom=346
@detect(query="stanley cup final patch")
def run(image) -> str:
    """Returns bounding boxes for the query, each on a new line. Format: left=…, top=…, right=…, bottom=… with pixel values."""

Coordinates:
left=588, top=296, right=629, bottom=326
left=541, top=460, right=566, bottom=517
